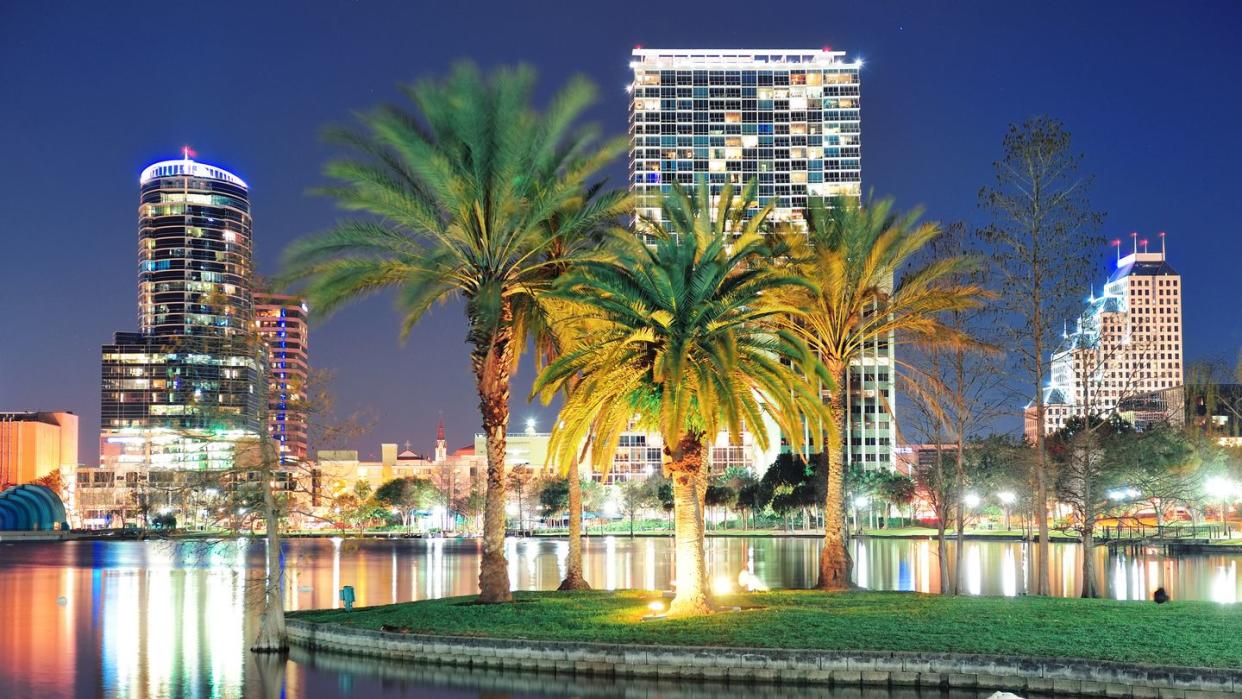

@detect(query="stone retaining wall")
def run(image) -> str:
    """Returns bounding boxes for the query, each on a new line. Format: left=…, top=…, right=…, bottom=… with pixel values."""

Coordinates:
left=286, top=619, right=1242, bottom=697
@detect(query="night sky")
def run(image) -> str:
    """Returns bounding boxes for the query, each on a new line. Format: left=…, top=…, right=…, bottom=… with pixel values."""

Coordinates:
left=3, top=1, right=1241, bottom=464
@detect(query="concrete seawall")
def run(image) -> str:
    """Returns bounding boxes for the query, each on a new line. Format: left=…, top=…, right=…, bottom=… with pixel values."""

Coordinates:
left=286, top=618, right=1242, bottom=697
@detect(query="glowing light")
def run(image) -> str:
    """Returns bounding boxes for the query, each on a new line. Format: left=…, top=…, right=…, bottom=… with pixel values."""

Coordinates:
left=853, top=496, right=869, bottom=509
left=963, top=493, right=981, bottom=509
left=1205, top=476, right=1237, bottom=499
left=712, top=575, right=734, bottom=596
left=525, top=417, right=537, bottom=435
left=647, top=600, right=665, bottom=613
left=997, top=491, right=1016, bottom=505
left=139, top=158, right=248, bottom=188
left=738, top=569, right=769, bottom=592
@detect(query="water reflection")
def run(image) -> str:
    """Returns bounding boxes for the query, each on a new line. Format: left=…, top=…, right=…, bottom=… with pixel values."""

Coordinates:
left=1, top=536, right=1241, bottom=698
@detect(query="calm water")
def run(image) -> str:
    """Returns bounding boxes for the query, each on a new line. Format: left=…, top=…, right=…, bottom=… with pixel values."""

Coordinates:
left=1, top=535, right=1239, bottom=698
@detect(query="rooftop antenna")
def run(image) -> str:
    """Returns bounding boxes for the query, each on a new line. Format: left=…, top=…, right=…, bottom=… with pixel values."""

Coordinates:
left=1130, top=231, right=1138, bottom=255
left=1140, top=238, right=1149, bottom=254
left=1063, top=319, right=1068, bottom=338
left=1159, top=231, right=1166, bottom=258
left=1111, top=239, right=1121, bottom=264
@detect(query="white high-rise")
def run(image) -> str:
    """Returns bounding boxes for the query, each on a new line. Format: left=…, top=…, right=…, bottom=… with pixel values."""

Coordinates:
left=1030, top=235, right=1184, bottom=436
left=628, top=48, right=894, bottom=470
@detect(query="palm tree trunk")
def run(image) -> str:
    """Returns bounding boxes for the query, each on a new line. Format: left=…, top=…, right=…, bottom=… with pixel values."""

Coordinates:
left=473, top=322, right=515, bottom=605
left=818, top=363, right=850, bottom=590
left=558, top=465, right=590, bottom=590
left=668, top=433, right=710, bottom=616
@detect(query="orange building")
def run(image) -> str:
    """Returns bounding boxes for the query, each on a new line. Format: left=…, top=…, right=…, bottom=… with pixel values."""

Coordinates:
left=0, top=412, right=79, bottom=486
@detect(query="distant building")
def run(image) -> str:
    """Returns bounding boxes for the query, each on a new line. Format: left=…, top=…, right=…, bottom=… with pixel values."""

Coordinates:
left=0, top=412, right=78, bottom=486
left=892, top=443, right=951, bottom=479
left=255, top=293, right=310, bottom=465
left=1029, top=236, right=1183, bottom=437
left=1117, top=386, right=1186, bottom=432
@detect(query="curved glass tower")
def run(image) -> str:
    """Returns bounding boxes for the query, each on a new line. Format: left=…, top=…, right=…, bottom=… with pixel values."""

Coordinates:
left=90, top=155, right=266, bottom=525
left=137, top=158, right=253, bottom=337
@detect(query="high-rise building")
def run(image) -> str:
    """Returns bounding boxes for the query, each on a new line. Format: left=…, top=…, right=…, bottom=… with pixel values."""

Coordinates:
left=138, top=156, right=253, bottom=337
left=1029, top=236, right=1183, bottom=437
left=96, top=155, right=264, bottom=497
left=255, top=293, right=310, bottom=465
left=627, top=48, right=893, bottom=471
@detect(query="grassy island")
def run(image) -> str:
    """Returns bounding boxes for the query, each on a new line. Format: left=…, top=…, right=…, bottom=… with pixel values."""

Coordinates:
left=291, top=590, right=1242, bottom=669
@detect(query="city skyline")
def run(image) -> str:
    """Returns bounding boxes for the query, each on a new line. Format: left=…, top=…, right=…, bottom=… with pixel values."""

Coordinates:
left=4, top=2, right=1241, bottom=464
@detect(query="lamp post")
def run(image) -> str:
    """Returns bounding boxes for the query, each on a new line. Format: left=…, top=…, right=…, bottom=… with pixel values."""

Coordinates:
left=853, top=496, right=869, bottom=534
left=997, top=491, right=1016, bottom=531
left=1205, top=476, right=1235, bottom=539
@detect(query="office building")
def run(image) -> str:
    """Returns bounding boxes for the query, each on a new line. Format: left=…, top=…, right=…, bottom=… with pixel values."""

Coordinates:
left=627, top=48, right=892, bottom=470
left=1030, top=236, right=1183, bottom=436
left=96, top=154, right=264, bottom=506
left=255, top=293, right=310, bottom=465
left=137, top=154, right=254, bottom=337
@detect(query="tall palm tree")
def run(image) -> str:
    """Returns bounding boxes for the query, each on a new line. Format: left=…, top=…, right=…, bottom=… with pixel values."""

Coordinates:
left=515, top=184, right=629, bottom=591
left=777, top=197, right=989, bottom=590
left=281, top=64, right=629, bottom=604
left=535, top=180, right=832, bottom=616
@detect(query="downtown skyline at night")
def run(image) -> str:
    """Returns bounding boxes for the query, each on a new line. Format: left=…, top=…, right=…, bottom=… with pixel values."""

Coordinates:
left=5, top=4, right=1242, bottom=699
left=4, top=2, right=1242, bottom=464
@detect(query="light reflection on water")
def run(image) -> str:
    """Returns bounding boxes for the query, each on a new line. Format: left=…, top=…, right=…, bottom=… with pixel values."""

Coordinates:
left=1, top=536, right=1240, bottom=698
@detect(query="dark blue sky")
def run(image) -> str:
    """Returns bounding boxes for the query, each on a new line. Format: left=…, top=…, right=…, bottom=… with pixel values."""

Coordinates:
left=3, top=1, right=1241, bottom=463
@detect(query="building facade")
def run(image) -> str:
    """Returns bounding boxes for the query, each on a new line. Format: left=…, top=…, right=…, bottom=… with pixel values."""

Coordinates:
left=91, top=155, right=265, bottom=525
left=1030, top=239, right=1183, bottom=436
left=0, top=412, right=78, bottom=487
left=627, top=48, right=893, bottom=471
left=255, top=293, right=310, bottom=465
left=137, top=157, right=254, bottom=338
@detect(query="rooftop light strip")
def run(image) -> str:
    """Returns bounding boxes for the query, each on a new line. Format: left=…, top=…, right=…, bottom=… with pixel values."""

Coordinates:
left=139, top=159, right=248, bottom=188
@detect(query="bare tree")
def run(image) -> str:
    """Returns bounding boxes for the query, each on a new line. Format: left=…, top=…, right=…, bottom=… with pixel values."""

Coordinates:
left=978, top=116, right=1104, bottom=595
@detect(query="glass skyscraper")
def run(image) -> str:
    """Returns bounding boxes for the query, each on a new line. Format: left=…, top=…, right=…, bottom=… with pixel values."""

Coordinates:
left=628, top=49, right=894, bottom=471
left=94, top=156, right=264, bottom=512
left=137, top=157, right=254, bottom=337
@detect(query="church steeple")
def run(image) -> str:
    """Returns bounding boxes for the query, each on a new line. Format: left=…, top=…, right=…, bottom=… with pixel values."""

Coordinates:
left=434, top=415, right=447, bottom=463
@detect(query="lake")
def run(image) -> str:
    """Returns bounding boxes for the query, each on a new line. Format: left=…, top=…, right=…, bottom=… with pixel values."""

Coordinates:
left=1, top=535, right=1238, bottom=698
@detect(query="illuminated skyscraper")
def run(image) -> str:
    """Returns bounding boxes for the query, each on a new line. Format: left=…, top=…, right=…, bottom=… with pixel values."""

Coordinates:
left=1029, top=235, right=1184, bottom=437
left=255, top=293, right=310, bottom=465
left=627, top=49, right=893, bottom=471
left=137, top=156, right=254, bottom=337
left=95, top=155, right=263, bottom=510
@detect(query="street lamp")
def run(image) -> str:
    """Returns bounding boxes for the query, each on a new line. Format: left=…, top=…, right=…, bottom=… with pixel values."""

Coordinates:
left=962, top=493, right=980, bottom=532
left=1205, top=476, right=1236, bottom=539
left=997, top=491, right=1016, bottom=531
left=852, top=496, right=869, bottom=533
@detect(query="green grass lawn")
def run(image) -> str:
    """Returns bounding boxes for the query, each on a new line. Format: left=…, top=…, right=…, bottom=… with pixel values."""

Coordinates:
left=291, top=589, right=1242, bottom=669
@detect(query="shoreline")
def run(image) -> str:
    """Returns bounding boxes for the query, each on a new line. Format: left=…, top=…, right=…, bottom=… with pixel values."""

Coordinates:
left=51, top=529, right=1242, bottom=553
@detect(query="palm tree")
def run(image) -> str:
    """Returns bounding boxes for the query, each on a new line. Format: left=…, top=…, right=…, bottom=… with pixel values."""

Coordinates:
left=281, top=64, right=629, bottom=604
left=777, top=197, right=989, bottom=590
left=517, top=184, right=628, bottom=591
left=534, top=180, right=831, bottom=616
